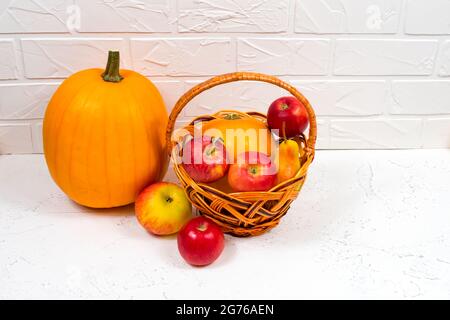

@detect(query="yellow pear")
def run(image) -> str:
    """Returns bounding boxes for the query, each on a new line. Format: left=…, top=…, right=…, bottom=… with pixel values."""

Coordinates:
left=277, top=140, right=301, bottom=184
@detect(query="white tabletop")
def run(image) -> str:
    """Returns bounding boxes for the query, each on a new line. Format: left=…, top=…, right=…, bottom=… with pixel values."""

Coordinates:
left=1, top=150, right=449, bottom=299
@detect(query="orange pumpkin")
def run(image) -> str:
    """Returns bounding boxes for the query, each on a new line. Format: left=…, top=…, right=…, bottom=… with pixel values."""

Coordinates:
left=43, top=51, right=168, bottom=208
left=201, top=112, right=275, bottom=162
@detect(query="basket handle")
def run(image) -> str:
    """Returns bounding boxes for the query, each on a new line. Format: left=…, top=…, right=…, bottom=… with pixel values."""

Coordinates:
left=166, top=72, right=317, bottom=155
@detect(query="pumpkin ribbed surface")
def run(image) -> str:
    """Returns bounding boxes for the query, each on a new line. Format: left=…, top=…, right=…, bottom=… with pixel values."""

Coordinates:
left=43, top=63, right=168, bottom=208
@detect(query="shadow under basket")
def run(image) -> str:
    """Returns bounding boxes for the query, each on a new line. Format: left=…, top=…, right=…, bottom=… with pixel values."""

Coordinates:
left=166, top=72, right=317, bottom=237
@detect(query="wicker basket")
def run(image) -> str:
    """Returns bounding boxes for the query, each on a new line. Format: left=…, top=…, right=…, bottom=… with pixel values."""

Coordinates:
left=166, top=72, right=317, bottom=237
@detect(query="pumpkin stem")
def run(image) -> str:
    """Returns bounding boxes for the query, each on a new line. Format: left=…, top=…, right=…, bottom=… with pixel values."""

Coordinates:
left=224, top=113, right=241, bottom=120
left=102, top=51, right=124, bottom=83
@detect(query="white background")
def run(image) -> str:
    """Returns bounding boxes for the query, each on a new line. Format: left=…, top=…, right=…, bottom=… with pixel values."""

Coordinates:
left=0, top=1, right=449, bottom=300
left=0, top=0, right=449, bottom=153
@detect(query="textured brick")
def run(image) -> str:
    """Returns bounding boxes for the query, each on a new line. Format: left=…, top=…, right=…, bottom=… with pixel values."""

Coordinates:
left=238, top=38, right=331, bottom=75
left=0, top=123, right=33, bottom=154
left=390, top=81, right=450, bottom=115
left=22, top=38, right=128, bottom=79
left=0, top=0, right=71, bottom=33
left=178, top=0, right=289, bottom=33
left=292, top=80, right=386, bottom=116
left=423, top=118, right=450, bottom=148
left=153, top=80, right=195, bottom=114
left=330, top=119, right=423, bottom=149
left=334, top=39, right=438, bottom=75
left=77, top=0, right=173, bottom=32
left=295, top=0, right=401, bottom=34
left=31, top=121, right=43, bottom=154
left=0, top=84, right=59, bottom=119
left=437, top=40, right=450, bottom=77
left=405, top=0, right=450, bottom=35
left=315, top=119, right=329, bottom=150
left=0, top=40, right=18, bottom=80
left=131, top=38, right=235, bottom=76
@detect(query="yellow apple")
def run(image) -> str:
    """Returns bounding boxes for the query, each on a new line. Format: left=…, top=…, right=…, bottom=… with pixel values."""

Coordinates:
left=135, top=182, right=192, bottom=236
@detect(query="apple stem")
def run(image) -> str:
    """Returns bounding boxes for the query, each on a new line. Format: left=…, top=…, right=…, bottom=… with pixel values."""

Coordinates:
left=224, top=113, right=241, bottom=120
left=281, top=122, right=287, bottom=140
left=197, top=222, right=208, bottom=232
left=249, top=166, right=258, bottom=175
left=166, top=197, right=173, bottom=203
left=206, top=146, right=216, bottom=156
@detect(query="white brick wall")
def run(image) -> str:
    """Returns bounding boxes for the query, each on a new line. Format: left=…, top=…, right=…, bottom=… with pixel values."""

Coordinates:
left=329, top=119, right=423, bottom=149
left=21, top=38, right=130, bottom=78
left=295, top=0, right=402, bottom=34
left=334, top=39, right=438, bottom=75
left=0, top=0, right=449, bottom=154
left=77, top=0, right=174, bottom=33
left=0, top=39, right=18, bottom=80
left=131, top=38, right=235, bottom=76
left=238, top=38, right=331, bottom=75
left=405, top=0, right=450, bottom=35
left=178, top=0, right=289, bottom=33
left=438, top=40, right=450, bottom=76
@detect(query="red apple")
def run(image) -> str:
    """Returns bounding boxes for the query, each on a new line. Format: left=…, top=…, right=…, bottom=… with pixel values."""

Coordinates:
left=177, top=216, right=225, bottom=266
left=135, top=182, right=192, bottom=236
left=228, top=151, right=277, bottom=192
left=267, top=96, right=309, bottom=138
left=182, top=136, right=228, bottom=183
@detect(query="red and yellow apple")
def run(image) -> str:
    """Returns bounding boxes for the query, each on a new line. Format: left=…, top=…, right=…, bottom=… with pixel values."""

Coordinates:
left=181, top=136, right=228, bottom=183
left=135, top=182, right=192, bottom=236
left=267, top=96, right=309, bottom=138
left=228, top=152, right=277, bottom=192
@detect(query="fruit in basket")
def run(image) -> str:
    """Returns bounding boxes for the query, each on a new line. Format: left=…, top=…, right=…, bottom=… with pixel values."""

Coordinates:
left=43, top=51, right=168, bottom=208
left=177, top=216, right=225, bottom=266
left=201, top=112, right=275, bottom=163
left=228, top=152, right=277, bottom=192
left=135, top=182, right=192, bottom=236
left=182, top=136, right=229, bottom=183
left=267, top=96, right=309, bottom=138
left=277, top=139, right=301, bottom=184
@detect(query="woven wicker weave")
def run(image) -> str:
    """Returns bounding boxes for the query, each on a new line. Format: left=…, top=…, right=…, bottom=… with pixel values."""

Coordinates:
left=166, top=72, right=317, bottom=237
